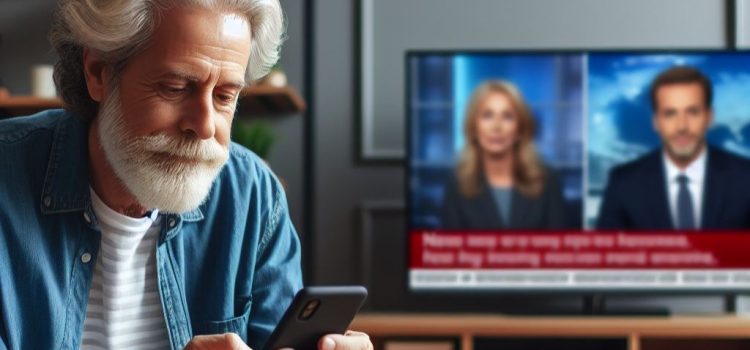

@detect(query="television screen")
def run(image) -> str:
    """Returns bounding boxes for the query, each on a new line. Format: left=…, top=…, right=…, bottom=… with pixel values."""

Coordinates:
left=407, top=51, right=750, bottom=291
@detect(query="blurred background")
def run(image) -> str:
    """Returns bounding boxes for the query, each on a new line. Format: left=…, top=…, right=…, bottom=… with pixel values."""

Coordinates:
left=2, top=0, right=749, bottom=322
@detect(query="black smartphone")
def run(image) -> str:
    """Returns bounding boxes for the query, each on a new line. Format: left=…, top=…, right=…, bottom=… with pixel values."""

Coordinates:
left=263, top=286, right=368, bottom=350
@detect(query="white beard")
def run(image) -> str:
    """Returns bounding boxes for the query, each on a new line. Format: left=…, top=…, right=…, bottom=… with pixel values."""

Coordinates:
left=97, top=86, right=229, bottom=213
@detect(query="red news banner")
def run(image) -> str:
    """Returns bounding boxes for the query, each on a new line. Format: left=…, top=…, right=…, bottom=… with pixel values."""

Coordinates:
left=410, top=230, right=750, bottom=269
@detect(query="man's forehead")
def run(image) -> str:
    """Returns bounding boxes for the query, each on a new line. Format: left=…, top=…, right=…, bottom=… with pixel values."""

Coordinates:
left=155, top=6, right=251, bottom=37
left=221, top=13, right=251, bottom=39
left=154, top=9, right=250, bottom=48
left=134, top=6, right=252, bottom=82
left=656, top=84, right=704, bottom=100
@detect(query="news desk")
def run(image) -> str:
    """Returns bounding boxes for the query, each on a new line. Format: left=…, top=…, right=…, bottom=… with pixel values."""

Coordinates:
left=352, top=314, right=750, bottom=350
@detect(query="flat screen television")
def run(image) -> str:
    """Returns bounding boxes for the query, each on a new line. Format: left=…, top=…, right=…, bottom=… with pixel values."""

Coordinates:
left=407, top=50, right=750, bottom=293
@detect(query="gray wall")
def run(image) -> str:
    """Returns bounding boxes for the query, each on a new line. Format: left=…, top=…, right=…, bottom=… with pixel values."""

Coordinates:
left=312, top=0, right=735, bottom=313
left=0, top=0, right=58, bottom=94
left=362, top=0, right=725, bottom=158
left=263, top=0, right=306, bottom=241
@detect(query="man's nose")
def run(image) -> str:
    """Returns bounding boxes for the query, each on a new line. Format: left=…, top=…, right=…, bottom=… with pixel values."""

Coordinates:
left=179, top=92, right=216, bottom=140
left=675, top=113, right=689, bottom=131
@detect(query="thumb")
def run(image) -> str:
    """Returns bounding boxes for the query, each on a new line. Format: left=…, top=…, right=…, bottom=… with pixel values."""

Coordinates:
left=319, top=332, right=373, bottom=350
left=184, top=333, right=252, bottom=350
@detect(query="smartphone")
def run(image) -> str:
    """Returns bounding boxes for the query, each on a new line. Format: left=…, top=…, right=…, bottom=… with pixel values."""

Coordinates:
left=263, top=286, right=368, bottom=350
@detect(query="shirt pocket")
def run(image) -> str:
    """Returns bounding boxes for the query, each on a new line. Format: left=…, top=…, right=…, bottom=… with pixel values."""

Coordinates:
left=194, top=298, right=253, bottom=342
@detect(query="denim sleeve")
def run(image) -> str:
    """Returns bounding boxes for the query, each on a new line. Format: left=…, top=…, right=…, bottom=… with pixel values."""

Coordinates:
left=246, top=179, right=304, bottom=350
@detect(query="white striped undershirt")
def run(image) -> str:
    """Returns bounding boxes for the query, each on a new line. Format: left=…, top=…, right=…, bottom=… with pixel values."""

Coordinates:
left=81, top=188, right=170, bottom=350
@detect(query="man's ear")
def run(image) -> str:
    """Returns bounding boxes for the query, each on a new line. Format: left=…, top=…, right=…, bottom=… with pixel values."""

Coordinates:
left=82, top=48, right=112, bottom=102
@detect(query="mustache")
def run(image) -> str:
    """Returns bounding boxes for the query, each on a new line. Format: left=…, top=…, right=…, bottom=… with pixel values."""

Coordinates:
left=670, top=130, right=698, bottom=139
left=97, top=87, right=228, bottom=166
left=129, top=133, right=227, bottom=162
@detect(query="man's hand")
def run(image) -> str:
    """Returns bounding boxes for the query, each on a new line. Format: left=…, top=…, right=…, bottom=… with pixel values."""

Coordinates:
left=184, top=333, right=252, bottom=350
left=183, top=330, right=373, bottom=350
left=316, top=331, right=373, bottom=350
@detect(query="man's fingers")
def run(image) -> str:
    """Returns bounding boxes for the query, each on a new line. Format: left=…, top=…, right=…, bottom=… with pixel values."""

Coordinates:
left=184, top=333, right=252, bottom=350
left=319, top=331, right=373, bottom=350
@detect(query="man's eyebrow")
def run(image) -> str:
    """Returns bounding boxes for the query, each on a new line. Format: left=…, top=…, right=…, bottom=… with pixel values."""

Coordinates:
left=159, top=71, right=245, bottom=90
left=159, top=71, right=202, bottom=83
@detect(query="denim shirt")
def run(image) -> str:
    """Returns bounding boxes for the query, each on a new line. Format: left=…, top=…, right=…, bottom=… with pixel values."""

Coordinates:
left=0, top=110, right=303, bottom=350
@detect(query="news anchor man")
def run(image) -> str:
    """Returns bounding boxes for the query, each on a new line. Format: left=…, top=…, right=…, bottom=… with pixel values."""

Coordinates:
left=441, top=81, right=566, bottom=230
left=597, top=66, right=750, bottom=230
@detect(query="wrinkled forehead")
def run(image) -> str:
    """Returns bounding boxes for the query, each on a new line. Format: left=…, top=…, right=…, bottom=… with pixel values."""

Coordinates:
left=132, top=6, right=253, bottom=83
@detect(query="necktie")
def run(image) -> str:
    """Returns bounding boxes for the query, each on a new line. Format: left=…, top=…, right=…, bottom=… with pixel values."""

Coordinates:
left=676, top=174, right=696, bottom=229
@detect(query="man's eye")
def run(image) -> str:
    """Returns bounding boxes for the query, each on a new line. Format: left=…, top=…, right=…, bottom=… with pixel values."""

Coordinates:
left=216, top=93, right=237, bottom=104
left=161, top=84, right=188, bottom=95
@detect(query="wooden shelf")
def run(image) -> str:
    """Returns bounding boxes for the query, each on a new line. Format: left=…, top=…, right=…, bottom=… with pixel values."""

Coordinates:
left=0, top=85, right=305, bottom=117
left=351, top=313, right=750, bottom=350
left=0, top=95, right=63, bottom=117
left=237, top=85, right=306, bottom=116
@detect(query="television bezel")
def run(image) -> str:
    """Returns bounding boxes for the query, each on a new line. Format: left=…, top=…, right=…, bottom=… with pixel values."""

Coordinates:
left=404, top=48, right=750, bottom=299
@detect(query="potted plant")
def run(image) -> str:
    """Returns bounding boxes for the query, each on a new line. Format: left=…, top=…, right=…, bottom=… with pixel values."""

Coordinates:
left=231, top=119, right=276, bottom=160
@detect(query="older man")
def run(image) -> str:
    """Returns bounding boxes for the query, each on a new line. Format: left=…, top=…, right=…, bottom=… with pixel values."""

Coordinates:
left=0, top=1, right=371, bottom=350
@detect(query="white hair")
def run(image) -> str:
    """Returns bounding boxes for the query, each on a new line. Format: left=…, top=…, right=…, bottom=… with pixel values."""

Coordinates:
left=50, top=0, right=284, bottom=120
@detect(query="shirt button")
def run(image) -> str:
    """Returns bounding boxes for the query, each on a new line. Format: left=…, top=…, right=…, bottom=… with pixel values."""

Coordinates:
left=83, top=212, right=92, bottom=224
left=81, top=252, right=92, bottom=264
left=168, top=218, right=176, bottom=228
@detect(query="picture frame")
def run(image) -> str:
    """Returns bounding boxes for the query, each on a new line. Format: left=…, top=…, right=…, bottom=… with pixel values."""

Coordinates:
left=736, top=0, right=750, bottom=48
left=357, top=0, right=405, bottom=162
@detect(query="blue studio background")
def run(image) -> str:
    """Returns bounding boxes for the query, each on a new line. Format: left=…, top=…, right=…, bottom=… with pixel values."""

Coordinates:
left=409, top=53, right=584, bottom=229
left=586, top=52, right=750, bottom=228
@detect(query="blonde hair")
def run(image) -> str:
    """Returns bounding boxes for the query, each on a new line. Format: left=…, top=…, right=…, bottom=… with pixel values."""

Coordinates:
left=456, top=81, right=545, bottom=198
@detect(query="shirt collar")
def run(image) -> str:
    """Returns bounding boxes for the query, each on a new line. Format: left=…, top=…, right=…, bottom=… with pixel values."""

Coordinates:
left=663, top=145, right=708, bottom=185
left=40, top=111, right=90, bottom=214
left=39, top=110, right=204, bottom=222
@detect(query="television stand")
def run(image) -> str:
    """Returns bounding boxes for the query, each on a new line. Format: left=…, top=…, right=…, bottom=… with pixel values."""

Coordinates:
left=582, top=294, right=670, bottom=316
left=351, top=313, right=750, bottom=350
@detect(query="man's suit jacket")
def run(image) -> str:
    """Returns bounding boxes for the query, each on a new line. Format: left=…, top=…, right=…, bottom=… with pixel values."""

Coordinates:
left=596, top=146, right=750, bottom=230
left=440, top=168, right=566, bottom=230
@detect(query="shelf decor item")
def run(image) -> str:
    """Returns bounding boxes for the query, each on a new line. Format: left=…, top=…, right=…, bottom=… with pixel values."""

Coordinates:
left=30, top=64, right=57, bottom=98
left=259, top=63, right=288, bottom=88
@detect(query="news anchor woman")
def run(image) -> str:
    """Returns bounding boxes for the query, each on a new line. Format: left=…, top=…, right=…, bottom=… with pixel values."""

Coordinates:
left=441, top=81, right=566, bottom=230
